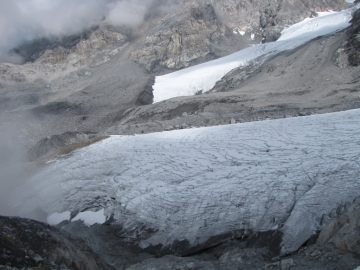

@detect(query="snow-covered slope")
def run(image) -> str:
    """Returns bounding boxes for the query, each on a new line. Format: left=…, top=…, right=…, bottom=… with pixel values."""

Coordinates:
left=13, top=109, right=360, bottom=255
left=153, top=7, right=356, bottom=103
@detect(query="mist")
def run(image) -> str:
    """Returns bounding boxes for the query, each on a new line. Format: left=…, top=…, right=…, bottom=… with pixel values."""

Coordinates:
left=0, top=0, right=172, bottom=219
left=0, top=0, right=160, bottom=63
left=105, top=0, right=155, bottom=28
left=0, top=111, right=62, bottom=222
left=0, top=114, right=28, bottom=218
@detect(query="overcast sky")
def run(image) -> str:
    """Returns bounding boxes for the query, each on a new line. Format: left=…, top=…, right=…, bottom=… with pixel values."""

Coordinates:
left=0, top=0, right=155, bottom=63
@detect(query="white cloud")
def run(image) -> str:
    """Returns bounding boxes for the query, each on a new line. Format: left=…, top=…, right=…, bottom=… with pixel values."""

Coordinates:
left=105, top=0, right=154, bottom=28
left=0, top=0, right=156, bottom=63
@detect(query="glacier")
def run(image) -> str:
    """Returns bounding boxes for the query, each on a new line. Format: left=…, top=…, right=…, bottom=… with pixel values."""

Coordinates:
left=153, top=6, right=357, bottom=103
left=12, top=109, right=360, bottom=255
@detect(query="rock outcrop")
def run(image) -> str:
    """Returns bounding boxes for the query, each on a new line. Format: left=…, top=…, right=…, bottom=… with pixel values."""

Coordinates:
left=0, top=216, right=114, bottom=269
left=8, top=0, right=350, bottom=73
left=317, top=197, right=360, bottom=254
left=212, top=0, right=348, bottom=41
left=130, top=0, right=349, bottom=71
left=347, top=8, right=360, bottom=66
left=27, top=131, right=98, bottom=161
left=3, top=214, right=360, bottom=270
left=130, top=1, right=232, bottom=71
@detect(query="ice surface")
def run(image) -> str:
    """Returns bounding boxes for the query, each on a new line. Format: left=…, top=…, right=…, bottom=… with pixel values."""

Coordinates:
left=71, top=209, right=106, bottom=227
left=14, top=109, right=360, bottom=255
left=153, top=7, right=356, bottom=103
left=278, top=10, right=345, bottom=41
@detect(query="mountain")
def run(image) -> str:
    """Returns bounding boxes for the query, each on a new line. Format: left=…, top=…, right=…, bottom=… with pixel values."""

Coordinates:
left=0, top=0, right=354, bottom=158
left=1, top=1, right=360, bottom=269
left=0, top=216, right=114, bottom=269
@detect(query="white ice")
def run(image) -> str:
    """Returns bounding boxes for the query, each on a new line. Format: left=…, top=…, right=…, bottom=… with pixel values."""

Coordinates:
left=153, top=7, right=356, bottom=103
left=13, top=109, right=360, bottom=255
left=71, top=209, right=106, bottom=227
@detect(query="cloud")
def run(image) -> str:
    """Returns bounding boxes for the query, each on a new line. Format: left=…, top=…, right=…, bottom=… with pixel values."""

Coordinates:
left=0, top=114, right=28, bottom=218
left=105, top=0, right=154, bottom=28
left=0, top=0, right=159, bottom=63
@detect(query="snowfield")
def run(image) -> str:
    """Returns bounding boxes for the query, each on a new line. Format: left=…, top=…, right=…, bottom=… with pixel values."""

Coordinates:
left=153, top=7, right=357, bottom=103
left=13, top=109, right=360, bottom=255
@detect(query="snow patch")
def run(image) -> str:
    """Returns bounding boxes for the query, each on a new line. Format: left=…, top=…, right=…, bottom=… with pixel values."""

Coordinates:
left=71, top=209, right=106, bottom=227
left=278, top=10, right=345, bottom=41
left=153, top=7, right=354, bottom=103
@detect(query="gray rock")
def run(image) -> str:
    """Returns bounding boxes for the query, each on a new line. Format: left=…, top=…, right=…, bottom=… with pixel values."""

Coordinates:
left=181, top=123, right=188, bottom=129
left=31, top=254, right=43, bottom=265
left=281, top=258, right=295, bottom=270
left=347, top=9, right=360, bottom=66
left=130, top=0, right=347, bottom=71
left=317, top=197, right=360, bottom=254
left=164, top=126, right=174, bottom=131
left=0, top=216, right=114, bottom=269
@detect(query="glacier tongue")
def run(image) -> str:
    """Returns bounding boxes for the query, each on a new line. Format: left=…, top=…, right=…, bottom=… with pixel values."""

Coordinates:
left=16, top=109, right=360, bottom=255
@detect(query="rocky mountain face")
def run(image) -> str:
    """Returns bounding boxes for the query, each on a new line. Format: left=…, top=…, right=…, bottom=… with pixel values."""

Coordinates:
left=0, top=216, right=114, bottom=269
left=0, top=0, right=352, bottom=155
left=9, top=0, right=349, bottom=72
left=1, top=1, right=360, bottom=269
left=347, top=8, right=360, bottom=65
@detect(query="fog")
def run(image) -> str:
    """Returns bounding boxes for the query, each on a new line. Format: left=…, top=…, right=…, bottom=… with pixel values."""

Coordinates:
left=105, top=0, right=155, bottom=27
left=0, top=115, right=28, bottom=218
left=0, top=0, right=160, bottom=63
left=0, top=0, right=171, bottom=220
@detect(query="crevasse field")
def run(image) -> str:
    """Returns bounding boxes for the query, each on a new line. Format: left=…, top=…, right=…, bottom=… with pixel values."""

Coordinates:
left=14, top=108, right=360, bottom=255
